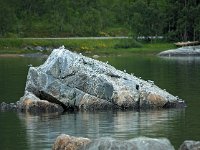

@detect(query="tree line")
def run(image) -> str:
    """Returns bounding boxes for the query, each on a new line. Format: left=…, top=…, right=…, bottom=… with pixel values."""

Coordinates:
left=0, top=0, right=200, bottom=41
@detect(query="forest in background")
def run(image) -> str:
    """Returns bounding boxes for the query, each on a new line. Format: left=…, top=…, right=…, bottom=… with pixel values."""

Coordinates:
left=0, top=0, right=200, bottom=41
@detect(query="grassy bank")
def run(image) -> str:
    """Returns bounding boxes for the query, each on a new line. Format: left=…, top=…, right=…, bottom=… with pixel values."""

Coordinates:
left=0, top=38, right=176, bottom=56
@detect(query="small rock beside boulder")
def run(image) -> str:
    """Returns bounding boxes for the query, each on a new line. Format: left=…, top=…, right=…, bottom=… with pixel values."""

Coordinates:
left=18, top=92, right=64, bottom=113
left=0, top=102, right=17, bottom=111
left=0, top=92, right=63, bottom=114
left=179, top=140, right=200, bottom=150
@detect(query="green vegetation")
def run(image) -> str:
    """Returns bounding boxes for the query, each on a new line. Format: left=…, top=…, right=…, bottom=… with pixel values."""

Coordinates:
left=0, top=0, right=196, bottom=55
left=0, top=0, right=200, bottom=42
left=114, top=39, right=143, bottom=49
left=0, top=38, right=175, bottom=55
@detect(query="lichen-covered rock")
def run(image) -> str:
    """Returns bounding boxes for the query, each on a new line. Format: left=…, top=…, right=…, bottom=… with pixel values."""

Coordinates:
left=21, top=46, right=185, bottom=111
left=179, top=140, right=200, bottom=150
left=52, top=134, right=91, bottom=150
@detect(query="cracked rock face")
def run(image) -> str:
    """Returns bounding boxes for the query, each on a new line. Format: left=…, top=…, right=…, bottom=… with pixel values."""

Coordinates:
left=20, top=47, right=185, bottom=112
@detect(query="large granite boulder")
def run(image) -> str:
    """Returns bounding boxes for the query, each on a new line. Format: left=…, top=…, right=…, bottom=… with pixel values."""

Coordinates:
left=19, top=46, right=185, bottom=112
left=52, top=134, right=175, bottom=150
left=158, top=46, right=200, bottom=57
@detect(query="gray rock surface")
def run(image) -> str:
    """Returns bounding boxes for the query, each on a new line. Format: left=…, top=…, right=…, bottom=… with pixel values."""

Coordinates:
left=179, top=140, right=200, bottom=150
left=1, top=92, right=63, bottom=114
left=158, top=46, right=200, bottom=57
left=0, top=102, right=17, bottom=111
left=20, top=46, right=185, bottom=112
left=52, top=135, right=175, bottom=150
left=52, top=134, right=91, bottom=150
left=18, top=91, right=64, bottom=113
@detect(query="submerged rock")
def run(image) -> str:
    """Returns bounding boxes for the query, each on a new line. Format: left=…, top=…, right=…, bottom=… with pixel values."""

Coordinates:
left=158, top=46, right=200, bottom=57
left=19, top=46, right=185, bottom=112
left=52, top=134, right=175, bottom=150
left=179, top=140, right=200, bottom=150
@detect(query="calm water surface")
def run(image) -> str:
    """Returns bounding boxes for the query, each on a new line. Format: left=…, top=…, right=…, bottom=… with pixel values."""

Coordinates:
left=0, top=55, right=200, bottom=149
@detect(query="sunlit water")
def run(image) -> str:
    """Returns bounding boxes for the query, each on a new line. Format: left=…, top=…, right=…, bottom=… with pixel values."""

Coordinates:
left=0, top=54, right=200, bottom=149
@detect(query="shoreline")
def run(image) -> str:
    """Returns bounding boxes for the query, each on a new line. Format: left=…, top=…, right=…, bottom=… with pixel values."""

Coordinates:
left=0, top=53, right=48, bottom=58
left=0, top=38, right=176, bottom=56
left=0, top=54, right=22, bottom=57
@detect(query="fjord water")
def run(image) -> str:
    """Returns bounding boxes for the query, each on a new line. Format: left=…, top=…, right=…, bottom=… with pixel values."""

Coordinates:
left=0, top=55, right=200, bottom=149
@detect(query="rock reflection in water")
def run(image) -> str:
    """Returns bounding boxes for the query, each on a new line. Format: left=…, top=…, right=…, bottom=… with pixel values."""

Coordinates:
left=161, top=56, right=200, bottom=64
left=18, top=109, right=185, bottom=149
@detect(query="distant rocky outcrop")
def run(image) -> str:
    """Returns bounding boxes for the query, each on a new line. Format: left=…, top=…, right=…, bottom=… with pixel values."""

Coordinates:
left=158, top=46, right=200, bottom=57
left=1, top=46, right=186, bottom=113
left=24, top=45, right=53, bottom=52
left=52, top=134, right=175, bottom=150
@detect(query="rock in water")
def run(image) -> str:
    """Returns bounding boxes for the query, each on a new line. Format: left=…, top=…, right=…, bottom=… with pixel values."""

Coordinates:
left=179, top=140, right=200, bottom=150
left=52, top=134, right=91, bottom=150
left=52, top=135, right=175, bottom=150
left=18, top=92, right=64, bottom=114
left=84, top=137, right=175, bottom=150
left=20, top=47, right=185, bottom=112
left=158, top=46, right=200, bottom=57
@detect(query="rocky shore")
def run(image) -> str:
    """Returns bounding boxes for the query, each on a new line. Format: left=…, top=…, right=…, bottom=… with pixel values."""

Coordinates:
left=158, top=46, right=200, bottom=57
left=1, top=46, right=186, bottom=113
left=52, top=134, right=200, bottom=150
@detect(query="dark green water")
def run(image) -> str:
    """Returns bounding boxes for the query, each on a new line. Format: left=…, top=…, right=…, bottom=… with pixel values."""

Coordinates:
left=0, top=55, right=200, bottom=149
